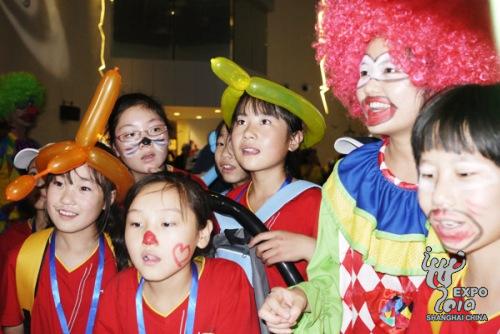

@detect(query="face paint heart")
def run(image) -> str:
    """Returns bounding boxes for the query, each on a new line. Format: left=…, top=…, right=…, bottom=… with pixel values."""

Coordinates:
left=173, top=243, right=191, bottom=268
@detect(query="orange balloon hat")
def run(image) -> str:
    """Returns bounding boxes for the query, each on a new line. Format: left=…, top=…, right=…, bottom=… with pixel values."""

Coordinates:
left=6, top=68, right=134, bottom=203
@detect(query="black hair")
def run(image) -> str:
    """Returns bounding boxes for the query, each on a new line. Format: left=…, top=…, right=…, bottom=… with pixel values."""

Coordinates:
left=412, top=84, right=500, bottom=167
left=215, top=120, right=229, bottom=140
left=107, top=93, right=172, bottom=146
left=115, top=172, right=213, bottom=269
left=231, top=93, right=303, bottom=136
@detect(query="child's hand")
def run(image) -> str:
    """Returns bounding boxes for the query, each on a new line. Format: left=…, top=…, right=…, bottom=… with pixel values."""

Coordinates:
left=248, top=231, right=316, bottom=265
left=259, top=287, right=308, bottom=333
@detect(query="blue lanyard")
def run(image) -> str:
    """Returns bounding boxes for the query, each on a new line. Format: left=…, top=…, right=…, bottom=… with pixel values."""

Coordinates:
left=49, top=232, right=105, bottom=334
left=136, top=262, right=199, bottom=334
left=235, top=175, right=292, bottom=202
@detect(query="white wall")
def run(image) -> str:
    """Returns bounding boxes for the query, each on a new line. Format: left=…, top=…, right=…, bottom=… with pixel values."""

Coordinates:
left=266, top=0, right=367, bottom=165
left=0, top=0, right=367, bottom=166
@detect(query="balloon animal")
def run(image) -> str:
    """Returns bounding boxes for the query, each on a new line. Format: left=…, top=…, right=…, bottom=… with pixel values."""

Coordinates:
left=6, top=68, right=134, bottom=203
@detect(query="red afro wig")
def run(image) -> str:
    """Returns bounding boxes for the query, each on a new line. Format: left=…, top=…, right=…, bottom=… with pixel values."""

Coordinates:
left=315, top=0, right=499, bottom=118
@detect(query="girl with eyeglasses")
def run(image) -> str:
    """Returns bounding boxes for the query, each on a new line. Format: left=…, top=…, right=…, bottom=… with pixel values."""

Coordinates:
left=107, top=93, right=173, bottom=182
left=107, top=93, right=206, bottom=189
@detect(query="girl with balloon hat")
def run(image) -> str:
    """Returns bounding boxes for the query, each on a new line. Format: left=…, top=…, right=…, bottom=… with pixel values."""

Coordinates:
left=258, top=0, right=499, bottom=333
left=211, top=57, right=326, bottom=289
left=1, top=69, right=134, bottom=334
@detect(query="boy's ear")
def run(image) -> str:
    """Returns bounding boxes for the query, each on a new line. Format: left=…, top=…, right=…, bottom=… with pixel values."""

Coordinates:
left=196, top=220, right=213, bottom=249
left=288, top=130, right=304, bottom=152
left=103, top=190, right=117, bottom=210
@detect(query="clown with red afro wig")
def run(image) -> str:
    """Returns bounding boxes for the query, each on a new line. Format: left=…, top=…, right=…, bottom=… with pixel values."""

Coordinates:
left=316, top=0, right=499, bottom=119
left=258, top=1, right=499, bottom=333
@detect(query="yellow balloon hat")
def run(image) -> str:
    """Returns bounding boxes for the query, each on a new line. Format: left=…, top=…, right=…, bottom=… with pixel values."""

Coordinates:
left=211, top=57, right=326, bottom=148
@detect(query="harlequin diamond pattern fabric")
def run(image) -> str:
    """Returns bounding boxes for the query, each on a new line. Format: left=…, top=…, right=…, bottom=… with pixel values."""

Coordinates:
left=338, top=231, right=425, bottom=333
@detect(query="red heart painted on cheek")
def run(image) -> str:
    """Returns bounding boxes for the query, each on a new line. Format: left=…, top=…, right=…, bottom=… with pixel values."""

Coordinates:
left=173, top=243, right=191, bottom=268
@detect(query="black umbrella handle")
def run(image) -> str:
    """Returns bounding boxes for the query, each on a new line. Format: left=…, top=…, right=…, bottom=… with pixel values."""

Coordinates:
left=207, top=192, right=304, bottom=286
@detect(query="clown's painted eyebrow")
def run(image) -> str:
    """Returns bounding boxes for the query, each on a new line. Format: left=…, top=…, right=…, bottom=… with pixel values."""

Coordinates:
left=361, top=52, right=392, bottom=63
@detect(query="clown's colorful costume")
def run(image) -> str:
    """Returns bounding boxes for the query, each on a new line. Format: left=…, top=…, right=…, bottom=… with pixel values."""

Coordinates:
left=0, top=72, right=44, bottom=230
left=296, top=140, right=445, bottom=333
left=290, top=0, right=499, bottom=332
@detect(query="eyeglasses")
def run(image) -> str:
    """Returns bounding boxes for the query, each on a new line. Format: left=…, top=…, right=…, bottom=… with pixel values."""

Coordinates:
left=116, top=125, right=168, bottom=143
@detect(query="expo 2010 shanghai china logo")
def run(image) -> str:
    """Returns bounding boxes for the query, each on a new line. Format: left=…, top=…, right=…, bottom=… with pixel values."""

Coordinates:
left=421, top=246, right=488, bottom=322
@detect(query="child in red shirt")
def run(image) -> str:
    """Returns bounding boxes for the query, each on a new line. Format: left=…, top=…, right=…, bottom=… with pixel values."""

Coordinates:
left=408, top=84, right=500, bottom=333
left=211, top=57, right=326, bottom=288
left=214, top=121, right=249, bottom=190
left=0, top=148, right=48, bottom=255
left=94, top=172, right=260, bottom=333
left=1, top=163, right=123, bottom=334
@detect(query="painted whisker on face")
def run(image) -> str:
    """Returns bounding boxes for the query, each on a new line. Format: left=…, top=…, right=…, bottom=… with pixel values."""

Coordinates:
left=122, top=138, right=168, bottom=157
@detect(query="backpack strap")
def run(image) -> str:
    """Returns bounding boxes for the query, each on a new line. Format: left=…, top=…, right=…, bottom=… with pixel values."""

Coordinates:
left=216, top=180, right=319, bottom=231
left=201, top=166, right=218, bottom=186
left=255, top=180, right=319, bottom=223
left=15, top=228, right=115, bottom=313
left=16, top=227, right=54, bottom=313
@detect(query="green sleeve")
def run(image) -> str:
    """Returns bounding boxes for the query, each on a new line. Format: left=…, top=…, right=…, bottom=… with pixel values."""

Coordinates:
left=293, top=173, right=342, bottom=333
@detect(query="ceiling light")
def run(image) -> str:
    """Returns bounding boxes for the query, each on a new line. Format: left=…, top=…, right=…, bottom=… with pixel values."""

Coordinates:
left=214, top=109, right=221, bottom=113
left=173, top=112, right=180, bottom=116
left=196, top=115, right=202, bottom=119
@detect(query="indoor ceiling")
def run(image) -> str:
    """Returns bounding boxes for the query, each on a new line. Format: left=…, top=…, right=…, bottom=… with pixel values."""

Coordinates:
left=165, top=105, right=223, bottom=120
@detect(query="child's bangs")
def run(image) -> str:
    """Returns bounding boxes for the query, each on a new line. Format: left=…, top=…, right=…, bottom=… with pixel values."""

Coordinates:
left=232, top=94, right=303, bottom=134
left=233, top=94, right=284, bottom=122
left=422, top=120, right=477, bottom=157
left=413, top=85, right=500, bottom=167
left=158, top=182, right=190, bottom=223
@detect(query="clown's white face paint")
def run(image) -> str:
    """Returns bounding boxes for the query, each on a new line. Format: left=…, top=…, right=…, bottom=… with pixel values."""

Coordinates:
left=357, top=53, right=409, bottom=88
left=418, top=149, right=500, bottom=254
left=356, top=38, right=424, bottom=135
left=113, top=106, right=169, bottom=180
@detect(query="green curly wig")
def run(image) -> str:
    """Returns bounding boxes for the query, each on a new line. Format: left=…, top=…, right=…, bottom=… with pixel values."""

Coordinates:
left=0, top=72, right=45, bottom=120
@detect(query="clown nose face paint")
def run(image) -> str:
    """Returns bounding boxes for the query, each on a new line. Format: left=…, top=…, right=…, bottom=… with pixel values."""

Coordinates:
left=142, top=230, right=158, bottom=245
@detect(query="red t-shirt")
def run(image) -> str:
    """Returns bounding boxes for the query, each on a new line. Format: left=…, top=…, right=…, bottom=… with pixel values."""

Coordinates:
left=94, top=257, right=260, bottom=333
left=408, top=281, right=500, bottom=334
left=0, top=220, right=32, bottom=254
left=1, top=235, right=117, bottom=333
left=226, top=182, right=321, bottom=288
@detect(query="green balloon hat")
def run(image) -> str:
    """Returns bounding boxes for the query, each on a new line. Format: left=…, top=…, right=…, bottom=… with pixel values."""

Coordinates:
left=211, top=57, right=326, bottom=148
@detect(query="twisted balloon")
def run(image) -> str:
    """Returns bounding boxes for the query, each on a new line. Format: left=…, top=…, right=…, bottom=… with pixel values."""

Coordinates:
left=6, top=68, right=134, bottom=203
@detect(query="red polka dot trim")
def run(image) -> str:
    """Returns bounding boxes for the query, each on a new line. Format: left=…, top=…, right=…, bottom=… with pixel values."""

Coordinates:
left=377, top=138, right=418, bottom=190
